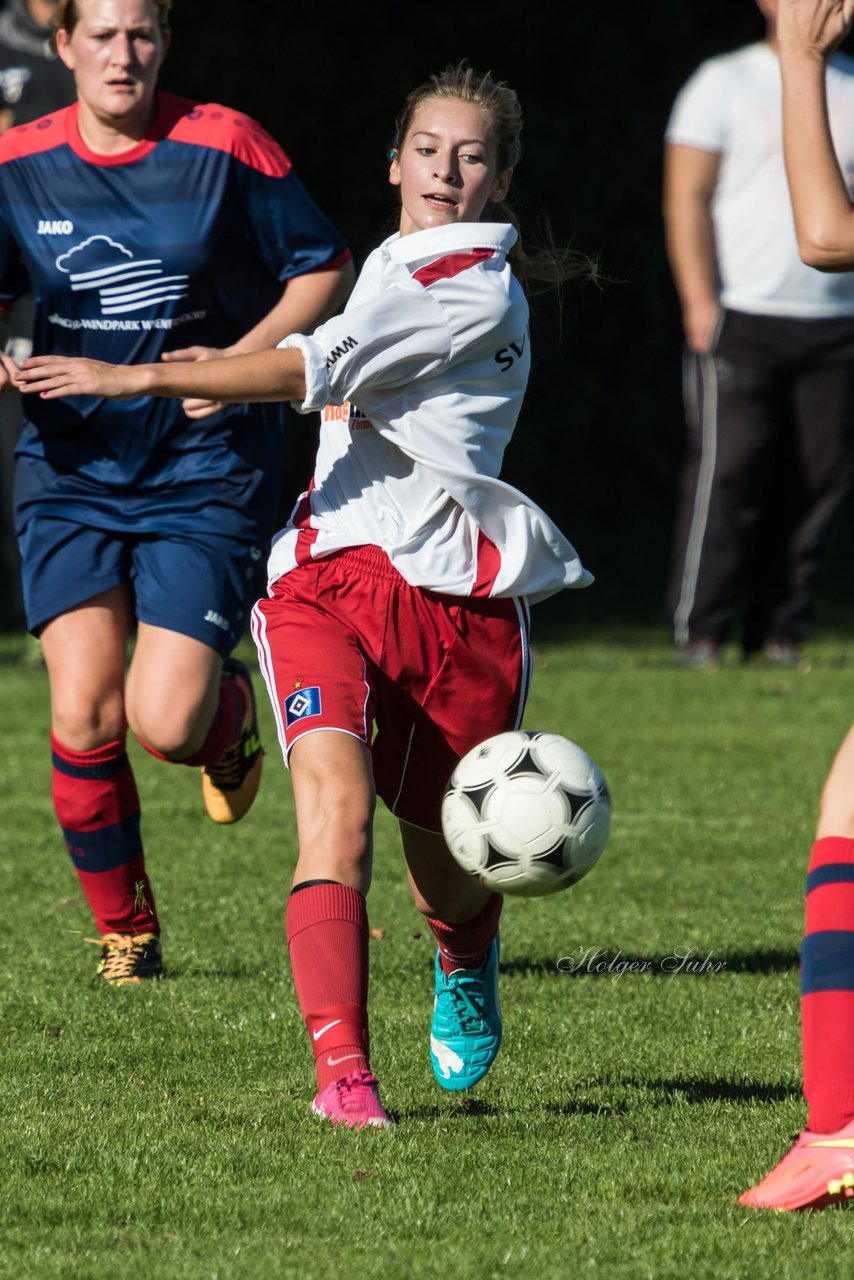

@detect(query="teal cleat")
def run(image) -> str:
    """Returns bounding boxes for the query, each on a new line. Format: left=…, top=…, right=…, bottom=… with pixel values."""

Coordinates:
left=430, top=935, right=502, bottom=1091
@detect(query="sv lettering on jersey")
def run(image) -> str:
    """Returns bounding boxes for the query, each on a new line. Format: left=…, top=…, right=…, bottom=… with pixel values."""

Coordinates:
left=325, top=335, right=358, bottom=372
left=38, top=220, right=74, bottom=236
left=494, top=331, right=527, bottom=373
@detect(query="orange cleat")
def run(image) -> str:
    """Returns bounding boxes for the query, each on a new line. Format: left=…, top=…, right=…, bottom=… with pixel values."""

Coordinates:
left=739, top=1121, right=854, bottom=1210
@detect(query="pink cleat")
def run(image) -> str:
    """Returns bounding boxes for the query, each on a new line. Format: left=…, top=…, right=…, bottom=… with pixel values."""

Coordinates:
left=739, top=1120, right=854, bottom=1210
left=311, top=1070, right=392, bottom=1130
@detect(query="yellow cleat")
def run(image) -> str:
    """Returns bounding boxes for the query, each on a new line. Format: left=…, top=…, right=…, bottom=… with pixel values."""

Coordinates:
left=86, top=932, right=163, bottom=985
left=201, top=658, right=264, bottom=824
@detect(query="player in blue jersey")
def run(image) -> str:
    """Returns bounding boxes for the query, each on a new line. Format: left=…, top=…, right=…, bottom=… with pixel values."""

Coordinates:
left=0, top=0, right=353, bottom=984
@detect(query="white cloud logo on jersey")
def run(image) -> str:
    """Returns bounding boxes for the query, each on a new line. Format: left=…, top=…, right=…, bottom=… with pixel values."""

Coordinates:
left=55, top=235, right=189, bottom=316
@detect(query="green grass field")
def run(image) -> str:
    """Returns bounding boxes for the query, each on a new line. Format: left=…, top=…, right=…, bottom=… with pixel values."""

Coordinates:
left=2, top=625, right=854, bottom=1279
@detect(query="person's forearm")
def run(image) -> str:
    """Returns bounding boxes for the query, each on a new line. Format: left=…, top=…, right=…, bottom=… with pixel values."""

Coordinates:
left=780, top=49, right=854, bottom=269
left=665, top=193, right=719, bottom=312
left=10, top=345, right=309, bottom=404
left=228, top=259, right=355, bottom=356
left=138, top=346, right=307, bottom=401
left=663, top=144, right=721, bottom=350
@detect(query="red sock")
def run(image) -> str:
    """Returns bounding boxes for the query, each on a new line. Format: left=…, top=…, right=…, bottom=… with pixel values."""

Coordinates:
left=427, top=894, right=503, bottom=975
left=286, top=882, right=371, bottom=1091
left=801, top=836, right=854, bottom=1132
left=138, top=669, right=247, bottom=767
left=51, top=733, right=158, bottom=937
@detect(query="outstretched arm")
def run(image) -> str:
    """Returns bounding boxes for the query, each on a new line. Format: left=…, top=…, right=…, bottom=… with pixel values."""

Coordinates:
left=778, top=0, right=854, bottom=268
left=162, top=259, right=354, bottom=420
left=1, top=345, right=307, bottom=404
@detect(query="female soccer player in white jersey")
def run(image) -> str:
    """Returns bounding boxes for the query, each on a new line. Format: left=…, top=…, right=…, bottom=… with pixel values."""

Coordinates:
left=0, top=0, right=352, bottom=986
left=6, top=65, right=592, bottom=1127
left=737, top=0, right=854, bottom=1211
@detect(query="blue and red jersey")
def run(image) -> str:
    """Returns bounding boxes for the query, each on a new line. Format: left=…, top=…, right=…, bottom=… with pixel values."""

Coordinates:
left=0, top=91, right=350, bottom=539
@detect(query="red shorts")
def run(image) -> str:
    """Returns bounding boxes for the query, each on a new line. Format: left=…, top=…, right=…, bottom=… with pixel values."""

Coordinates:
left=251, top=545, right=532, bottom=832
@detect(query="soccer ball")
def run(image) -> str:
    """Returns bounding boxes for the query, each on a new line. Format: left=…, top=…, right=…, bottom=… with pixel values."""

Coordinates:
left=441, top=730, right=611, bottom=897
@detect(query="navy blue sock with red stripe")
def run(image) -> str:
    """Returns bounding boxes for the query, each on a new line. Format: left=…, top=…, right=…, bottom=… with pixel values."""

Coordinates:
left=801, top=836, right=854, bottom=1132
left=51, top=733, right=159, bottom=938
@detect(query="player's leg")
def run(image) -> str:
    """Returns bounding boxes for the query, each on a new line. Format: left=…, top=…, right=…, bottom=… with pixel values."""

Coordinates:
left=19, top=517, right=162, bottom=984
left=40, top=587, right=163, bottom=983
left=401, top=820, right=503, bottom=1091
left=125, top=533, right=265, bottom=823
left=252, top=566, right=390, bottom=1129
left=374, top=586, right=529, bottom=1092
left=801, top=728, right=854, bottom=1140
left=127, top=621, right=264, bottom=822
left=740, top=726, right=854, bottom=1209
left=126, top=624, right=223, bottom=756
left=288, top=731, right=389, bottom=1127
left=668, top=310, right=783, bottom=663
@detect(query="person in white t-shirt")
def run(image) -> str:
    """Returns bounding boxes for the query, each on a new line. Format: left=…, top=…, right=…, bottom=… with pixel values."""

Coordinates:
left=665, top=0, right=854, bottom=668
left=4, top=66, right=592, bottom=1129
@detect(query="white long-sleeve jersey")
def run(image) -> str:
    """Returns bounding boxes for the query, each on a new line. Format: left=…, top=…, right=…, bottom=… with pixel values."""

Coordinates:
left=268, top=221, right=592, bottom=604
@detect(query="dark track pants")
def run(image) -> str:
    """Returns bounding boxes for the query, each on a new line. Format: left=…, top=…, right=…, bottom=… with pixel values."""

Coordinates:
left=668, top=308, right=854, bottom=653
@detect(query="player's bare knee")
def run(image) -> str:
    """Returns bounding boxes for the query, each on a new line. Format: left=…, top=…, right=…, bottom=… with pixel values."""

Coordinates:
left=51, top=687, right=125, bottom=751
left=127, top=699, right=205, bottom=759
left=299, top=791, right=374, bottom=852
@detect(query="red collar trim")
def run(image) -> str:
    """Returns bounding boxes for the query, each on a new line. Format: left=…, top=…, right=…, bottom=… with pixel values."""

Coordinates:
left=64, top=93, right=173, bottom=167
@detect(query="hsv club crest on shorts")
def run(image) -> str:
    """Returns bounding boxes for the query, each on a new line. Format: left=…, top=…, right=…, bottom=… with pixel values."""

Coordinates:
left=284, top=686, right=322, bottom=727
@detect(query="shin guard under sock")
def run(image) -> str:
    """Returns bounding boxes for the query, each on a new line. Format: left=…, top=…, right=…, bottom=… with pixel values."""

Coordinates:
left=51, top=733, right=158, bottom=937
left=286, top=882, right=371, bottom=1091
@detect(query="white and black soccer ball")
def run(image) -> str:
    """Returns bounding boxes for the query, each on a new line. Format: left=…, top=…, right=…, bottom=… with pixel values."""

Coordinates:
left=441, top=730, right=611, bottom=897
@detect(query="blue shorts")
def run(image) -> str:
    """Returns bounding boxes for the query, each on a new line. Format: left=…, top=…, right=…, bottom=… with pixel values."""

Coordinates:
left=19, top=516, right=268, bottom=656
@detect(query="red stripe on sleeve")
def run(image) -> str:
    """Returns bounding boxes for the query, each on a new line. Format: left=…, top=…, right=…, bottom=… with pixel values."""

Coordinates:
left=166, top=100, right=292, bottom=177
left=0, top=106, right=74, bottom=162
left=299, top=248, right=352, bottom=275
left=412, top=247, right=495, bottom=287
